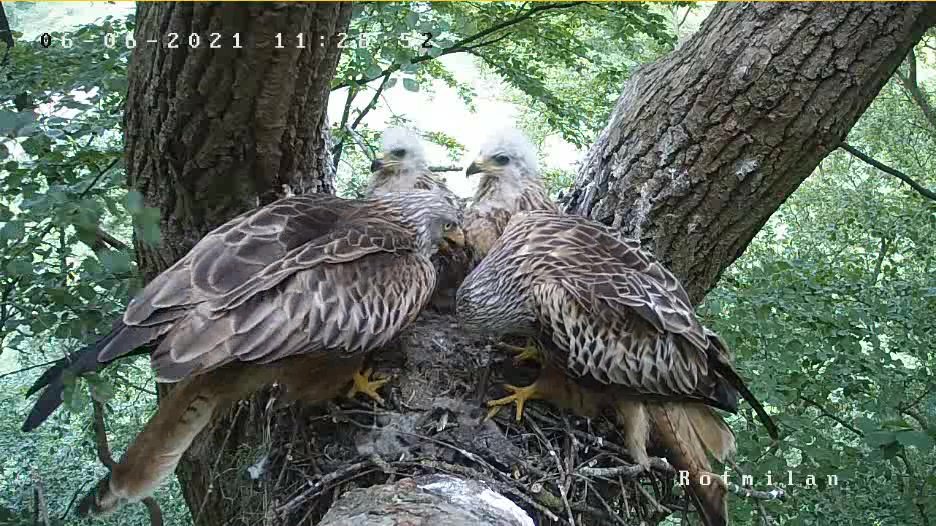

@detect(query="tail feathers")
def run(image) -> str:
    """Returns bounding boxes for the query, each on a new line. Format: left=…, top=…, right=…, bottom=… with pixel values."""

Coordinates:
left=688, top=474, right=729, bottom=526
left=683, top=403, right=736, bottom=462
left=650, top=402, right=730, bottom=526
left=22, top=345, right=104, bottom=432
left=706, top=332, right=779, bottom=440
left=718, top=365, right=779, bottom=440
left=22, top=321, right=154, bottom=432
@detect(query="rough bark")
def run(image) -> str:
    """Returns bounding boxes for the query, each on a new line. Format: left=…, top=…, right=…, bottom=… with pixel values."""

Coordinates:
left=118, top=3, right=936, bottom=526
left=123, top=3, right=350, bottom=525
left=564, top=2, right=936, bottom=303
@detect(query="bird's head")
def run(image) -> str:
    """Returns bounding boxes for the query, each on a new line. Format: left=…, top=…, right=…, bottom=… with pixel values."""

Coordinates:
left=370, top=127, right=428, bottom=177
left=465, top=128, right=539, bottom=185
left=384, top=191, right=464, bottom=256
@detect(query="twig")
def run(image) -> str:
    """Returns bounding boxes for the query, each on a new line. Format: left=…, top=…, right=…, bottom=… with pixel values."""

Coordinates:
left=60, top=481, right=92, bottom=520
left=840, top=142, right=936, bottom=201
left=276, top=458, right=375, bottom=514
left=0, top=359, right=63, bottom=380
left=92, top=398, right=164, bottom=526
left=526, top=417, right=575, bottom=525
left=332, top=2, right=584, bottom=90
left=91, top=227, right=129, bottom=251
left=194, top=401, right=246, bottom=524
left=799, top=395, right=863, bottom=437
left=726, top=482, right=785, bottom=501
left=30, top=470, right=50, bottom=526
left=429, top=165, right=463, bottom=172
left=91, top=398, right=116, bottom=468
left=578, top=464, right=646, bottom=479
left=896, top=49, right=936, bottom=135
left=584, top=480, right=629, bottom=526
left=344, top=125, right=376, bottom=161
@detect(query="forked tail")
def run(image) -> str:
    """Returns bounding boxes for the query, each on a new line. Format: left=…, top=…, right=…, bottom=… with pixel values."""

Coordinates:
left=648, top=402, right=735, bottom=526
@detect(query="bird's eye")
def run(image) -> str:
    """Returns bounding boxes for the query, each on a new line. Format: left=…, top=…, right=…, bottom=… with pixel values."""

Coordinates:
left=493, top=154, right=510, bottom=166
left=391, top=148, right=406, bottom=158
left=442, top=223, right=454, bottom=231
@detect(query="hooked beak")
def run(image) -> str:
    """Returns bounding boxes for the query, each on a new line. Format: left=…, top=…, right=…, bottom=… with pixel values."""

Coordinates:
left=466, top=159, right=484, bottom=177
left=370, top=158, right=384, bottom=172
left=440, top=226, right=466, bottom=254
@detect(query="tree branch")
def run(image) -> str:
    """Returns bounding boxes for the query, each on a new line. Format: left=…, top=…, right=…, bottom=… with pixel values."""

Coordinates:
left=350, top=73, right=392, bottom=132
left=331, top=87, right=359, bottom=167
left=840, top=142, right=936, bottom=201
left=896, top=48, right=936, bottom=134
left=429, top=165, right=462, bottom=172
left=343, top=125, right=376, bottom=161
left=331, top=2, right=583, bottom=91
left=800, top=395, right=863, bottom=437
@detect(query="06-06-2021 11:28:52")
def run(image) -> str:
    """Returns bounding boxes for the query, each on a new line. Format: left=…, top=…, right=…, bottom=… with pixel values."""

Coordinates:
left=37, top=31, right=431, bottom=51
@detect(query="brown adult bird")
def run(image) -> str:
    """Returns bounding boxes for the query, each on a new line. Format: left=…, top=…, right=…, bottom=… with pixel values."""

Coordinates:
left=22, top=191, right=464, bottom=518
left=463, top=128, right=557, bottom=266
left=457, top=211, right=778, bottom=526
left=366, top=127, right=467, bottom=312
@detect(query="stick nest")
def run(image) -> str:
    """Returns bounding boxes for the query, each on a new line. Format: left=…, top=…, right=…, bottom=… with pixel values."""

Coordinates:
left=194, top=312, right=691, bottom=525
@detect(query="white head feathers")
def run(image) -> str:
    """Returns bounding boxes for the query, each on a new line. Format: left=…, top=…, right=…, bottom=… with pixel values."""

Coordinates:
left=381, top=127, right=427, bottom=166
left=480, top=128, right=539, bottom=177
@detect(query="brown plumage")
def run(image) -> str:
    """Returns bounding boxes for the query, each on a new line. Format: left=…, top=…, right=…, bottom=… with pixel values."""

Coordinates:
left=463, top=128, right=557, bottom=266
left=366, top=127, right=467, bottom=312
left=457, top=211, right=778, bottom=526
left=23, top=191, right=463, bottom=518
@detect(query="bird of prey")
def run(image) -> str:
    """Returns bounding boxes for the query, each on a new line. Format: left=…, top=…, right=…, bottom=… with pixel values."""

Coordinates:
left=457, top=211, right=778, bottom=526
left=366, top=127, right=466, bottom=312
left=366, top=127, right=455, bottom=197
left=22, top=191, right=463, bottom=518
left=463, top=128, right=557, bottom=266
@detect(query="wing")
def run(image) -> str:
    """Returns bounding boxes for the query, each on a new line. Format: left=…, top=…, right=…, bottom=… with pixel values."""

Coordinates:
left=150, top=249, right=435, bottom=381
left=465, top=185, right=557, bottom=265
left=524, top=215, right=733, bottom=410
left=97, top=195, right=357, bottom=361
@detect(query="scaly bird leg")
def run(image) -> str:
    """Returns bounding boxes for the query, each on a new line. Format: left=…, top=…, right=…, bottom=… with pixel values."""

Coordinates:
left=486, top=381, right=544, bottom=422
left=495, top=337, right=543, bottom=365
left=346, top=367, right=389, bottom=404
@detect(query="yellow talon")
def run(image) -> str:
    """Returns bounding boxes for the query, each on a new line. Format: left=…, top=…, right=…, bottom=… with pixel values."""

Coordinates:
left=485, top=383, right=541, bottom=422
left=495, top=338, right=543, bottom=365
left=346, top=368, right=389, bottom=404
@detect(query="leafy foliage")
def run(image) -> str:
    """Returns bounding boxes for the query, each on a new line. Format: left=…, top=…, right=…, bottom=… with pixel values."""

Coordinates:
left=699, top=68, right=936, bottom=525
left=1, top=3, right=934, bottom=526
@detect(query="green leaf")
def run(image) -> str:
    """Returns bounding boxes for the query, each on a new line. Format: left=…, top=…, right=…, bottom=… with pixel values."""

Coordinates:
left=403, top=78, right=419, bottom=92
left=896, top=430, right=934, bottom=450
left=365, top=64, right=384, bottom=79
left=64, top=382, right=90, bottom=414
left=5, top=259, right=33, bottom=276
left=0, top=221, right=25, bottom=241
left=98, top=250, right=132, bottom=274
left=87, top=375, right=116, bottom=402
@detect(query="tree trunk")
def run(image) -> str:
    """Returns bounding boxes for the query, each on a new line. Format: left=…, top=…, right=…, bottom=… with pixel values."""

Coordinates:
left=120, top=3, right=936, bottom=526
left=564, top=2, right=936, bottom=303
left=123, top=3, right=350, bottom=524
